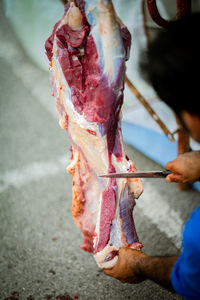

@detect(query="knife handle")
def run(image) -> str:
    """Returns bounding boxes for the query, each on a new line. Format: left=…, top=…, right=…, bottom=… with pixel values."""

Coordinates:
left=163, top=170, right=172, bottom=177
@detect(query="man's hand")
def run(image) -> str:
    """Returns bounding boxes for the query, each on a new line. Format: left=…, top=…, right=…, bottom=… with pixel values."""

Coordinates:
left=104, top=247, right=178, bottom=290
left=104, top=248, right=147, bottom=283
left=165, top=151, right=200, bottom=183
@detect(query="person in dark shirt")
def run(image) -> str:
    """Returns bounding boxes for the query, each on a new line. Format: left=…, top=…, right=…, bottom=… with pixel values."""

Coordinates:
left=104, top=13, right=200, bottom=300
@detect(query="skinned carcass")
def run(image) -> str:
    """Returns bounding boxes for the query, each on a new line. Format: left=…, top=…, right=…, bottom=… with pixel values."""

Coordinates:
left=45, top=0, right=143, bottom=268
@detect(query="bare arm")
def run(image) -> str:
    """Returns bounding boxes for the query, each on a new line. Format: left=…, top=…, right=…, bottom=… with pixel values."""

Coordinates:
left=140, top=255, right=178, bottom=290
left=165, top=150, right=200, bottom=183
left=104, top=248, right=178, bottom=290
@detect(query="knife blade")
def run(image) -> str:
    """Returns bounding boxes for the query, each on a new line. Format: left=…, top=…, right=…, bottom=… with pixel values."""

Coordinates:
left=99, top=170, right=172, bottom=179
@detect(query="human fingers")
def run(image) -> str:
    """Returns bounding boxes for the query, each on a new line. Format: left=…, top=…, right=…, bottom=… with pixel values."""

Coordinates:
left=166, top=173, right=183, bottom=183
left=103, top=258, right=119, bottom=276
left=104, top=249, right=127, bottom=278
left=165, top=160, right=177, bottom=172
left=104, top=263, right=123, bottom=281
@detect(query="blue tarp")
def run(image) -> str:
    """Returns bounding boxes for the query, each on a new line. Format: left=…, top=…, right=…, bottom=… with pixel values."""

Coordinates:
left=122, top=121, right=200, bottom=192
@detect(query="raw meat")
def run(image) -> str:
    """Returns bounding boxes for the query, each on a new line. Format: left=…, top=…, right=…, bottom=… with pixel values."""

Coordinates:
left=45, top=0, right=143, bottom=268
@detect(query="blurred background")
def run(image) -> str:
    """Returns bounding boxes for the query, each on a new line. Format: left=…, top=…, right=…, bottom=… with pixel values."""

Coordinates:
left=0, top=0, right=200, bottom=299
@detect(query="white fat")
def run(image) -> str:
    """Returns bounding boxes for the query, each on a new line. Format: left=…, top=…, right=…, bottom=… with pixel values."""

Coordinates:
left=78, top=47, right=84, bottom=56
left=72, top=55, right=79, bottom=61
left=65, top=2, right=83, bottom=30
left=128, top=179, right=144, bottom=199
left=94, top=244, right=119, bottom=269
left=93, top=193, right=102, bottom=249
left=66, top=148, right=79, bottom=173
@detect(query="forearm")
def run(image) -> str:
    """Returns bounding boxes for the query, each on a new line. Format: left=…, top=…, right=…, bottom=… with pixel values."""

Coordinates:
left=139, top=256, right=178, bottom=290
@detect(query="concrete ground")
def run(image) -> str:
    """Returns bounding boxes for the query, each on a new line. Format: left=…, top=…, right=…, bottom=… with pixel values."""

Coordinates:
left=0, top=3, right=200, bottom=300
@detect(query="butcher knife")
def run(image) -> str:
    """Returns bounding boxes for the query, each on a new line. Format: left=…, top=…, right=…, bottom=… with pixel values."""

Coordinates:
left=99, top=170, right=172, bottom=179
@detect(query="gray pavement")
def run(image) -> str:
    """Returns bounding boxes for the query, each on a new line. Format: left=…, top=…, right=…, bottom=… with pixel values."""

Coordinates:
left=1, top=2, right=200, bottom=300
